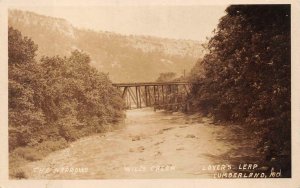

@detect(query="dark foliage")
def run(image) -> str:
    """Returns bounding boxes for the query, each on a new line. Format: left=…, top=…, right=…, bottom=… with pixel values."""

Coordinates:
left=9, top=27, right=125, bottom=151
left=189, top=5, right=290, bottom=175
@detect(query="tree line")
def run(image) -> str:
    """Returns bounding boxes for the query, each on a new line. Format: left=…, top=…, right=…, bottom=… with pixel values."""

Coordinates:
left=9, top=27, right=125, bottom=178
left=188, top=5, right=291, bottom=176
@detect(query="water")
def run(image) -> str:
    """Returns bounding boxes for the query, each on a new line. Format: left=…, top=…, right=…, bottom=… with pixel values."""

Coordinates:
left=23, top=108, right=259, bottom=179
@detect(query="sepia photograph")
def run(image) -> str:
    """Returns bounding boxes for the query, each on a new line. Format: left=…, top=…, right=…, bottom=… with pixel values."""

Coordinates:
left=1, top=0, right=300, bottom=187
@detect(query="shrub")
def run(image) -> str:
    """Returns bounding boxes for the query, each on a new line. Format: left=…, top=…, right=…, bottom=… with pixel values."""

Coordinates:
left=12, top=147, right=43, bottom=161
left=12, top=170, right=27, bottom=179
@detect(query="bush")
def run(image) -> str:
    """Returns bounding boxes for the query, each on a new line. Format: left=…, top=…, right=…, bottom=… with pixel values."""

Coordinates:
left=12, top=147, right=43, bottom=161
left=12, top=170, right=27, bottom=179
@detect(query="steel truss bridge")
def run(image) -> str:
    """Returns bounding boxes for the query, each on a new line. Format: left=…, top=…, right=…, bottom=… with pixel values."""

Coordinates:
left=112, top=82, right=192, bottom=110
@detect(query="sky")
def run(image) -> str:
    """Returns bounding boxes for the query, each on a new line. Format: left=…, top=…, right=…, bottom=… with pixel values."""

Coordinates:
left=16, top=5, right=228, bottom=41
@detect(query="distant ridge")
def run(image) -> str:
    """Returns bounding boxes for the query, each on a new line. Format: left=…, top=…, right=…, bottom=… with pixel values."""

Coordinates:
left=9, top=9, right=204, bottom=82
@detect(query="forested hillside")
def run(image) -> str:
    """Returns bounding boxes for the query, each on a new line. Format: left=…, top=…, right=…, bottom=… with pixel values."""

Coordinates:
left=9, top=10, right=203, bottom=82
left=9, top=27, right=124, bottom=178
left=189, top=5, right=291, bottom=176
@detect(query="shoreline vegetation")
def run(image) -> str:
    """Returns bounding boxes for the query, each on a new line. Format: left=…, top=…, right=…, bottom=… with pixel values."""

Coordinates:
left=188, top=5, right=291, bottom=176
left=8, top=27, right=125, bottom=178
left=159, top=5, right=291, bottom=177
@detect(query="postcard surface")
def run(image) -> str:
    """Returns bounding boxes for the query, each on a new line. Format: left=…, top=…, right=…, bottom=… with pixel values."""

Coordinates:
left=0, top=0, right=300, bottom=187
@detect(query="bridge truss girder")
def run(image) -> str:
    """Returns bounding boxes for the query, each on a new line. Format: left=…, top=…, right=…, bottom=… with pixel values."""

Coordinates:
left=113, top=82, right=191, bottom=110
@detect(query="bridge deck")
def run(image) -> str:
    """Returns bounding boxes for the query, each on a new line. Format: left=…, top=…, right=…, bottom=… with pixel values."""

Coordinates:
left=112, top=81, right=190, bottom=87
left=112, top=81, right=192, bottom=110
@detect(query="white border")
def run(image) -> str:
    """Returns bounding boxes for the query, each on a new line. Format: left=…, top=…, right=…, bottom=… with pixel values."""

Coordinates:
left=0, top=0, right=299, bottom=187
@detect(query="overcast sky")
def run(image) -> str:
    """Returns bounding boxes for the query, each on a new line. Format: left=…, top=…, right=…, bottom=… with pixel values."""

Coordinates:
left=16, top=5, right=228, bottom=41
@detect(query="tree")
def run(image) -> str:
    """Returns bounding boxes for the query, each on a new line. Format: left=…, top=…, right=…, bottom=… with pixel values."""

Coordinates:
left=39, top=50, right=125, bottom=140
left=8, top=27, right=45, bottom=149
left=156, top=72, right=177, bottom=82
left=9, top=28, right=125, bottom=149
left=189, top=5, right=290, bottom=172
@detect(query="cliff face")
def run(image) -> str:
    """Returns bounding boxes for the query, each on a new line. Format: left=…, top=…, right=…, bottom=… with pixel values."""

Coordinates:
left=9, top=9, right=204, bottom=82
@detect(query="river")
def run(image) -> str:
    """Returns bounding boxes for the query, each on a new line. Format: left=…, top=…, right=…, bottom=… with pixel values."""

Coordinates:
left=23, top=108, right=259, bottom=179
